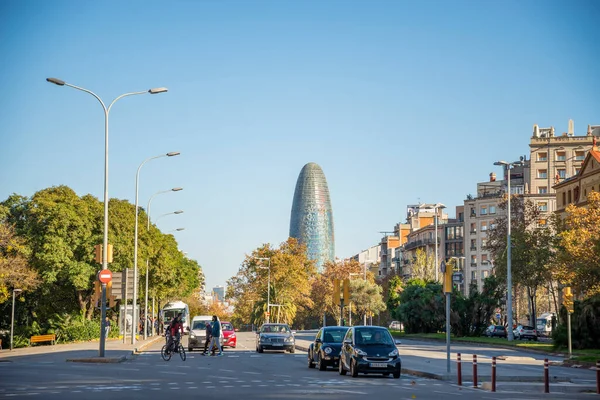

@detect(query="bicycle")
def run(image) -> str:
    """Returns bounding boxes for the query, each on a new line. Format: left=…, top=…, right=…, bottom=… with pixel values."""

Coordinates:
left=161, top=335, right=186, bottom=361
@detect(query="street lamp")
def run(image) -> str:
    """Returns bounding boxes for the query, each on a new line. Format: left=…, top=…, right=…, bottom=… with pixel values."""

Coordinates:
left=494, top=160, right=523, bottom=341
left=47, top=77, right=167, bottom=357
left=141, top=207, right=183, bottom=341
left=434, top=203, right=446, bottom=282
left=10, top=289, right=22, bottom=351
left=255, top=257, right=271, bottom=323
left=133, top=155, right=180, bottom=343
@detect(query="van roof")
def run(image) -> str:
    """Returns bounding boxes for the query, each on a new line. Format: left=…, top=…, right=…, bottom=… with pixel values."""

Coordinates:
left=192, top=316, right=212, bottom=321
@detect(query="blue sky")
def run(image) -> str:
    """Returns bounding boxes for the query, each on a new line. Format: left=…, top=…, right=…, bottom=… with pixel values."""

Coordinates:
left=1, top=0, right=599, bottom=292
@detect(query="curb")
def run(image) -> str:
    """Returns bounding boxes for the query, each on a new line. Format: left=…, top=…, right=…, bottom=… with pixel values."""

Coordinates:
left=66, top=335, right=164, bottom=364
left=480, top=381, right=598, bottom=394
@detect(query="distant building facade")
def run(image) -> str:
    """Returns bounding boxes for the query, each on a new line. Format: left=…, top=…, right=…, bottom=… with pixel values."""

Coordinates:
left=212, top=285, right=225, bottom=302
left=289, top=162, right=335, bottom=269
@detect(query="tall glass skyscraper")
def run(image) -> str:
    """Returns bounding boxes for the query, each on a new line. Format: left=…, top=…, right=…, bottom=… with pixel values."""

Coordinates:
left=289, top=162, right=335, bottom=269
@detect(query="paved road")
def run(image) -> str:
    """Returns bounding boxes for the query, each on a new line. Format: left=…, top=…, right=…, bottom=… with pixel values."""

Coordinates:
left=0, top=332, right=597, bottom=399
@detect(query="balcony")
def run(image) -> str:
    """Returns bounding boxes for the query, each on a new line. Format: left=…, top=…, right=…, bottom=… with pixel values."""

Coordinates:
left=403, top=238, right=439, bottom=251
left=470, top=246, right=477, bottom=251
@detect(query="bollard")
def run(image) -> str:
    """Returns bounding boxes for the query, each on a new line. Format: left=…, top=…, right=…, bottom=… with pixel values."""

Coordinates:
left=491, top=356, right=496, bottom=392
left=473, top=354, right=478, bottom=388
left=544, top=358, right=549, bottom=394
left=457, top=353, right=462, bottom=386
left=596, top=360, right=599, bottom=394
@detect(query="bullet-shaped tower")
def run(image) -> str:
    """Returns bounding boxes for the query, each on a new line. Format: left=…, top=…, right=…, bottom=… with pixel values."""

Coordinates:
left=289, top=162, right=335, bottom=269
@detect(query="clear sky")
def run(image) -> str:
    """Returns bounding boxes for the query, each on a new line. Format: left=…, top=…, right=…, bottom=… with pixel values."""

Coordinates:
left=1, top=0, right=599, bottom=292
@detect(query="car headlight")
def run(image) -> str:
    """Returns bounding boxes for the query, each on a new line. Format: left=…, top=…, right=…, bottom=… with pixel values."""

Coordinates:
left=323, top=347, right=332, bottom=354
left=388, top=349, right=398, bottom=357
left=355, top=348, right=367, bottom=356
left=190, top=332, right=196, bottom=338
left=261, top=336, right=271, bottom=343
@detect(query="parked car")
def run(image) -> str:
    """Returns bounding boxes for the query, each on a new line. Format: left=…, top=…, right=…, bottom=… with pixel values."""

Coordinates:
left=485, top=325, right=507, bottom=338
left=256, top=323, right=295, bottom=353
left=513, top=325, right=538, bottom=341
left=307, top=326, right=349, bottom=371
left=339, top=326, right=402, bottom=379
left=389, top=321, right=403, bottom=330
left=221, top=321, right=237, bottom=348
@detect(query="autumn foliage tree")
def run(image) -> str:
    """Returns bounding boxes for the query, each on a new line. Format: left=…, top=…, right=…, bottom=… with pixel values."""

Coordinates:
left=557, top=191, right=600, bottom=296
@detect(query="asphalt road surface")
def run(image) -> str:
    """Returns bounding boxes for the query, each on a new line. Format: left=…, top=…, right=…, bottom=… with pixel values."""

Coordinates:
left=0, top=332, right=596, bottom=399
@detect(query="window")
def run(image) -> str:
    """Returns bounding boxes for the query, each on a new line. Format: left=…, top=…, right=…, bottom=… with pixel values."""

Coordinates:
left=471, top=255, right=477, bottom=265
left=562, top=192, right=566, bottom=206
left=482, top=270, right=490, bottom=278
left=456, top=226, right=464, bottom=239
left=490, top=222, right=497, bottom=230
left=538, top=187, right=547, bottom=194
left=575, top=168, right=581, bottom=175
left=481, top=254, right=488, bottom=263
left=538, top=219, right=547, bottom=226
left=481, top=221, right=488, bottom=231
left=537, top=152, right=547, bottom=162
left=568, top=190, right=572, bottom=204
left=471, top=271, right=477, bottom=280
left=470, top=223, right=477, bottom=234
left=470, top=207, right=476, bottom=217
left=538, top=202, right=548, bottom=212
left=446, top=227, right=455, bottom=240
left=481, top=238, right=487, bottom=248
left=575, top=151, right=585, bottom=161
left=489, top=205, right=496, bottom=214
left=556, top=151, right=566, bottom=161
left=470, top=239, right=477, bottom=250
left=558, top=169, right=566, bottom=179
left=480, top=206, right=487, bottom=215
left=538, top=169, right=547, bottom=179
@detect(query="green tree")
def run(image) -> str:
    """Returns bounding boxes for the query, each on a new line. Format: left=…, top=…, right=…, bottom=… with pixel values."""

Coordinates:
left=397, top=279, right=444, bottom=333
left=349, top=278, right=386, bottom=323
left=386, top=275, right=404, bottom=320
left=410, top=248, right=436, bottom=281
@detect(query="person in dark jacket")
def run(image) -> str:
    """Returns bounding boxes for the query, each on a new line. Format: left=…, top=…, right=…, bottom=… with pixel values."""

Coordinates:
left=202, top=321, right=213, bottom=355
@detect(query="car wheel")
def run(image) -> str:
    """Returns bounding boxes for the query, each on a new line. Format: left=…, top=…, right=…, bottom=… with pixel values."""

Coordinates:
left=350, top=359, right=358, bottom=378
left=339, top=359, right=347, bottom=375
left=318, top=354, right=326, bottom=371
left=258, top=345, right=264, bottom=353
left=308, top=350, right=315, bottom=368
left=393, top=369, right=401, bottom=379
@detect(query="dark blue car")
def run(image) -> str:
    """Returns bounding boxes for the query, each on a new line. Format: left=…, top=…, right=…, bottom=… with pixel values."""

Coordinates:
left=307, top=326, right=349, bottom=371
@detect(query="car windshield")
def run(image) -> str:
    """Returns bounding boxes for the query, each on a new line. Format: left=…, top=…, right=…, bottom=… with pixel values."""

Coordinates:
left=192, top=320, right=210, bottom=330
left=221, top=322, right=233, bottom=331
left=322, top=328, right=348, bottom=343
left=355, top=328, right=393, bottom=345
left=261, top=325, right=290, bottom=333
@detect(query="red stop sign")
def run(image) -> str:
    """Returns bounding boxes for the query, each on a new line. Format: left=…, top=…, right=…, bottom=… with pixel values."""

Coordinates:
left=98, top=269, right=113, bottom=283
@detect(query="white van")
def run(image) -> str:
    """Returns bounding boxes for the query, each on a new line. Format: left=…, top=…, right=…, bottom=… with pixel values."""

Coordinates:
left=536, top=312, right=555, bottom=337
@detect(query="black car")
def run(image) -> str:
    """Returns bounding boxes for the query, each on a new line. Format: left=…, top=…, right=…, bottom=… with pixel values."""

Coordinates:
left=339, top=326, right=402, bottom=378
left=255, top=323, right=296, bottom=353
left=307, top=326, right=349, bottom=371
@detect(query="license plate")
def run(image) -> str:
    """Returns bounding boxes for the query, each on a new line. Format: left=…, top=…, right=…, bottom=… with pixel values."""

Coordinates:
left=370, top=362, right=387, bottom=368
left=272, top=343, right=283, bottom=346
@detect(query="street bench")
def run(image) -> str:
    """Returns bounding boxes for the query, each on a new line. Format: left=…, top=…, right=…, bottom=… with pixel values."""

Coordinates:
left=30, top=334, right=56, bottom=346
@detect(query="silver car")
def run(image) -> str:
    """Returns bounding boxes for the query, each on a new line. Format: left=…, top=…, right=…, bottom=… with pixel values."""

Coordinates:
left=256, top=323, right=295, bottom=353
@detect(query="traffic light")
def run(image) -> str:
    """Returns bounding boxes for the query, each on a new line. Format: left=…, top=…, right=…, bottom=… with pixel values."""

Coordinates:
left=563, top=286, right=574, bottom=314
left=343, top=279, right=350, bottom=301
left=107, top=244, right=114, bottom=263
left=94, top=244, right=103, bottom=264
left=333, top=279, right=340, bottom=305
left=443, top=266, right=453, bottom=293
left=107, top=280, right=117, bottom=308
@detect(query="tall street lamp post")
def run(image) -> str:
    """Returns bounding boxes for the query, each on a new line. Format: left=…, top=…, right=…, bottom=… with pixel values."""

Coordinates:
left=256, top=258, right=271, bottom=323
left=494, top=160, right=523, bottom=341
left=10, top=289, right=22, bottom=351
left=47, top=77, right=167, bottom=357
left=133, top=155, right=180, bottom=343
left=434, top=203, right=446, bottom=282
left=141, top=201, right=183, bottom=343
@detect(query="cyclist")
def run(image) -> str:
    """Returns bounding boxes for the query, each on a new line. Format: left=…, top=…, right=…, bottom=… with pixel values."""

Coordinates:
left=167, top=313, right=184, bottom=353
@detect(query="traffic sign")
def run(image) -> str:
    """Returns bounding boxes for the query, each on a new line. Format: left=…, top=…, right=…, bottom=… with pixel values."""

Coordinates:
left=452, top=272, right=463, bottom=284
left=496, top=313, right=501, bottom=320
left=98, top=269, right=113, bottom=284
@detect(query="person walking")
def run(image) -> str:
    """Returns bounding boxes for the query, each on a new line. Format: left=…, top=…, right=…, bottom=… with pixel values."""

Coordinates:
left=208, top=315, right=222, bottom=356
left=201, top=321, right=212, bottom=355
left=104, top=317, right=111, bottom=339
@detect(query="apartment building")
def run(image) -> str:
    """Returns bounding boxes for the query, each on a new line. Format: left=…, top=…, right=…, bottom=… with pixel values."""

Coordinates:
left=554, top=139, right=600, bottom=218
left=442, top=206, right=465, bottom=293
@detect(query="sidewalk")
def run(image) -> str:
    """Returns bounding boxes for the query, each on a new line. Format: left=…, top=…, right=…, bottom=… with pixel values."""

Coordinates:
left=0, top=335, right=163, bottom=364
